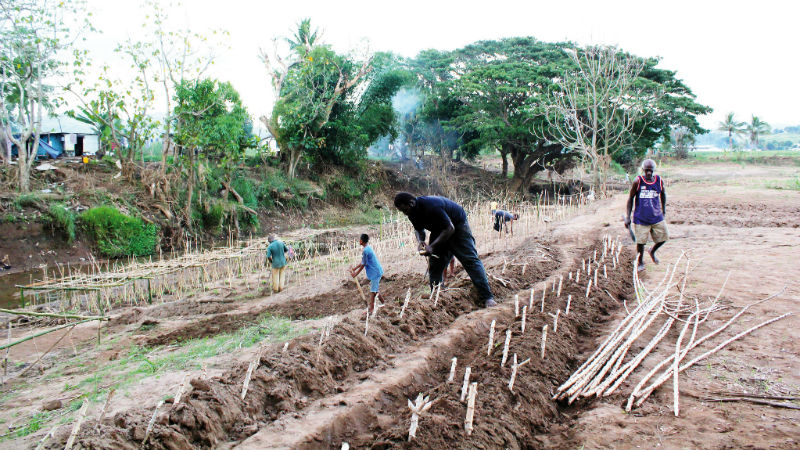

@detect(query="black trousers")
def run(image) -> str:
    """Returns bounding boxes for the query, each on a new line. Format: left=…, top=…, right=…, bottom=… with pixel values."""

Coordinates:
left=429, top=222, right=493, bottom=301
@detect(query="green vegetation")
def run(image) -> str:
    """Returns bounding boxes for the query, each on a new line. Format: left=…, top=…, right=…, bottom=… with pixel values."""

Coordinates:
left=687, top=150, right=800, bottom=165
left=74, top=314, right=304, bottom=393
left=78, top=206, right=159, bottom=257
left=13, top=193, right=43, bottom=210
left=44, top=204, right=76, bottom=243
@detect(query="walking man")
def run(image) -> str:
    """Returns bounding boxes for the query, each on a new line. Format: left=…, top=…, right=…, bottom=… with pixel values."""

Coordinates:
left=350, top=233, right=384, bottom=315
left=625, top=159, right=668, bottom=272
left=394, top=192, right=496, bottom=307
left=267, top=235, right=289, bottom=293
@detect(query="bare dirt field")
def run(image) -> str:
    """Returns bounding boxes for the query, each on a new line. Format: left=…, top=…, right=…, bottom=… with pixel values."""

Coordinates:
left=0, top=160, right=798, bottom=449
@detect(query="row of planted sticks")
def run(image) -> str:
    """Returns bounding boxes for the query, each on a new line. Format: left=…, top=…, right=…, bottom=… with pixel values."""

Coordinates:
left=402, top=235, right=623, bottom=441
left=19, top=193, right=588, bottom=315
left=554, top=250, right=791, bottom=416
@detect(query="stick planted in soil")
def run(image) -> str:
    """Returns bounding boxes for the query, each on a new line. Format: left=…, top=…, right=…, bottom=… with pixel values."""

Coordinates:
left=501, top=329, right=512, bottom=367
left=487, top=320, right=496, bottom=356
left=448, top=357, right=457, bottom=383
left=464, top=382, right=478, bottom=436
left=460, top=367, right=471, bottom=402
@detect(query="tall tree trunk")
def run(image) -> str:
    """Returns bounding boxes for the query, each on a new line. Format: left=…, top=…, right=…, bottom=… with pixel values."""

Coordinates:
left=287, top=147, right=302, bottom=179
left=499, top=147, right=509, bottom=178
left=184, top=149, right=195, bottom=232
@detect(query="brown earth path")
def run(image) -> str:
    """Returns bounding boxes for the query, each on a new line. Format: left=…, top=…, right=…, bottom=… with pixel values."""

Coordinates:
left=541, top=163, right=800, bottom=449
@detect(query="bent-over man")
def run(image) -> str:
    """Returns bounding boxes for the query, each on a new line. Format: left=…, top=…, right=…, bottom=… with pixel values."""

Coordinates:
left=493, top=210, right=519, bottom=234
left=394, top=192, right=496, bottom=307
left=625, top=159, right=668, bottom=272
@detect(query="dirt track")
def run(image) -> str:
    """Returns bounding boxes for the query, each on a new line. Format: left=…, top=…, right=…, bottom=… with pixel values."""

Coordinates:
left=2, top=161, right=798, bottom=450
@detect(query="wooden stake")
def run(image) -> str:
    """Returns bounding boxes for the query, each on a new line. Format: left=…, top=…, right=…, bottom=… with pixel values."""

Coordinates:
left=540, top=325, right=548, bottom=359
left=514, top=294, right=519, bottom=317
left=576, top=270, right=580, bottom=284
left=174, top=374, right=189, bottom=406
left=95, top=389, right=115, bottom=432
left=34, top=425, right=57, bottom=450
left=508, top=354, right=531, bottom=392
left=448, top=357, right=457, bottom=383
left=541, top=288, right=546, bottom=313
left=557, top=276, right=563, bottom=298
left=64, top=401, right=88, bottom=450
left=400, top=288, right=411, bottom=318
left=460, top=367, right=472, bottom=402
left=142, top=400, right=164, bottom=446
left=529, top=288, right=534, bottom=309
left=407, top=393, right=434, bottom=441
left=434, top=283, right=442, bottom=307
left=585, top=279, right=592, bottom=298
left=603, top=264, right=608, bottom=279
left=566, top=294, right=572, bottom=315
left=241, top=351, right=260, bottom=400
left=464, top=382, right=478, bottom=435
left=501, top=329, right=512, bottom=367
left=521, top=306, right=528, bottom=334
left=487, top=320, right=496, bottom=356
left=553, top=310, right=560, bottom=333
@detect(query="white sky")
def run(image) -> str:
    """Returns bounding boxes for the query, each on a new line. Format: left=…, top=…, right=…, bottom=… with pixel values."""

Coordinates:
left=79, top=0, right=800, bottom=130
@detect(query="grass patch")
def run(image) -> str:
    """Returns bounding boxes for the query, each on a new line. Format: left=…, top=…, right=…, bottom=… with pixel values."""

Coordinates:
left=44, top=204, right=76, bottom=243
left=687, top=150, right=800, bottom=165
left=317, top=205, right=385, bottom=227
left=76, top=314, right=305, bottom=394
left=765, top=177, right=800, bottom=191
left=78, top=206, right=159, bottom=257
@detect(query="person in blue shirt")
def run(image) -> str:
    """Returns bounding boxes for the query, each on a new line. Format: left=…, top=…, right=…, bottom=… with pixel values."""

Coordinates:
left=350, top=233, right=384, bottom=314
left=266, top=235, right=289, bottom=293
left=493, top=210, right=519, bottom=234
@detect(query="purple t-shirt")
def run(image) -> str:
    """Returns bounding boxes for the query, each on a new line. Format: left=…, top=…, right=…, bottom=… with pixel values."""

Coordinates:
left=633, top=175, right=664, bottom=225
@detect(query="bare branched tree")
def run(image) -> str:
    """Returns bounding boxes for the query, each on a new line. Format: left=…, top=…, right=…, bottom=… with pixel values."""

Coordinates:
left=0, top=0, right=86, bottom=192
left=543, top=45, right=657, bottom=194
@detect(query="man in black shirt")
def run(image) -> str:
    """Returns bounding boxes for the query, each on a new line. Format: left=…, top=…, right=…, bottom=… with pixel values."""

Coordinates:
left=394, top=192, right=496, bottom=307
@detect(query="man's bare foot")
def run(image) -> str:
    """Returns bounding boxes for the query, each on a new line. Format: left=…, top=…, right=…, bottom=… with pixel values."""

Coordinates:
left=648, top=248, right=660, bottom=264
left=637, top=263, right=646, bottom=272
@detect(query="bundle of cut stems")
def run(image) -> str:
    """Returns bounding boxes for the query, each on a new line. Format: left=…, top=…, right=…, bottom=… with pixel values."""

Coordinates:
left=554, top=253, right=788, bottom=415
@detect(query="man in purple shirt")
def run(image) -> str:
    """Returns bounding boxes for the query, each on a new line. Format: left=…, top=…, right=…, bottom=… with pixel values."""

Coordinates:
left=625, top=159, right=668, bottom=272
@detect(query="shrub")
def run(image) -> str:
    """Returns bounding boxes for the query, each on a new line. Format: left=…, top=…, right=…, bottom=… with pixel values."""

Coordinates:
left=45, top=204, right=76, bottom=243
left=201, top=201, right=225, bottom=232
left=231, top=177, right=258, bottom=209
left=79, top=206, right=159, bottom=257
left=14, top=193, right=42, bottom=210
left=324, top=174, right=380, bottom=203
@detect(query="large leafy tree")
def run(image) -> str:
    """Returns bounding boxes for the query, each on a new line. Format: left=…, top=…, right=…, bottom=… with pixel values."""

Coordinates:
left=261, top=20, right=406, bottom=178
left=744, top=115, right=770, bottom=149
left=444, top=38, right=578, bottom=191
left=717, top=112, right=745, bottom=152
left=173, top=78, right=252, bottom=229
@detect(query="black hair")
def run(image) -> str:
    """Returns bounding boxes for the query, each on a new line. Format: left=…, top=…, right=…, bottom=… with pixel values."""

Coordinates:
left=360, top=233, right=369, bottom=244
left=394, top=192, right=416, bottom=207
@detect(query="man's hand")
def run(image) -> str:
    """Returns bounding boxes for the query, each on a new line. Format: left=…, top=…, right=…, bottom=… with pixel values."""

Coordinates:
left=419, top=243, right=434, bottom=256
left=624, top=216, right=631, bottom=228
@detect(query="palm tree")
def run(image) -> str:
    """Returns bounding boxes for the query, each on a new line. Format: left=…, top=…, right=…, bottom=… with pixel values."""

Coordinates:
left=717, top=112, right=744, bottom=151
left=745, top=115, right=771, bottom=150
left=286, top=19, right=321, bottom=57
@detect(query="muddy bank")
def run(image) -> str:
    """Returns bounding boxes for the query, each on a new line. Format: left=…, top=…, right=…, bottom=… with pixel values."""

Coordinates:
left=45, top=241, right=560, bottom=450
left=301, top=243, right=632, bottom=449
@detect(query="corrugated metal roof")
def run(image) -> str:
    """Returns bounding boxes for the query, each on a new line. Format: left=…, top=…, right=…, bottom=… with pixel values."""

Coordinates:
left=39, top=115, right=97, bottom=135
